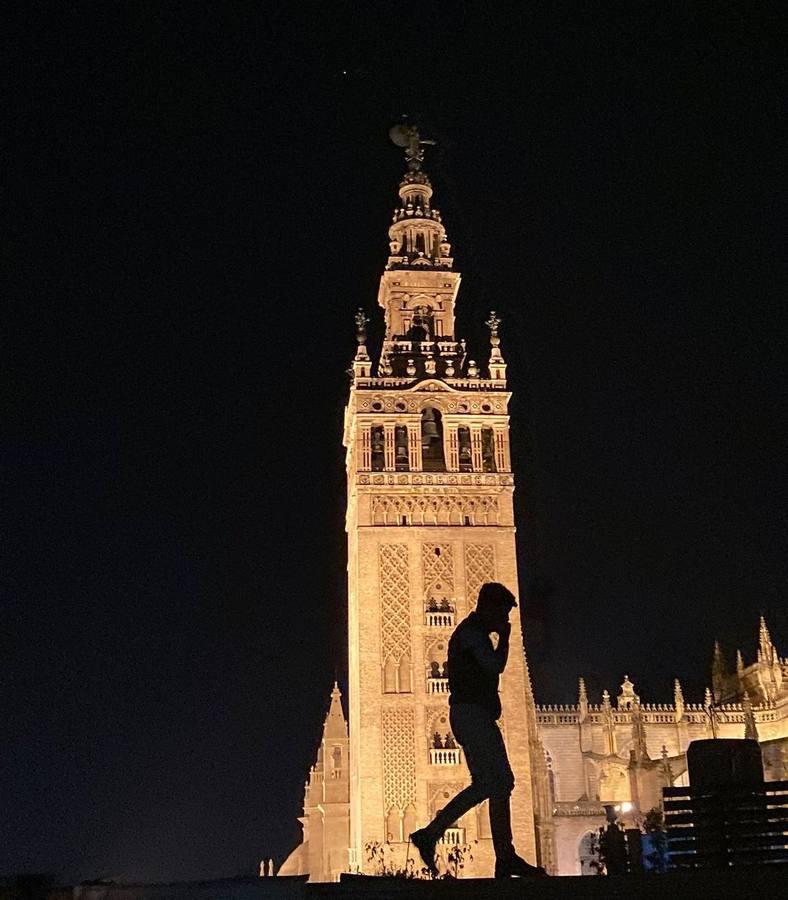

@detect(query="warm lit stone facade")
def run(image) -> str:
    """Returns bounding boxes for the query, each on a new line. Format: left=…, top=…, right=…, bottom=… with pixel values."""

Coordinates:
left=278, top=134, right=787, bottom=880
left=540, top=618, right=787, bottom=875
left=281, top=131, right=540, bottom=880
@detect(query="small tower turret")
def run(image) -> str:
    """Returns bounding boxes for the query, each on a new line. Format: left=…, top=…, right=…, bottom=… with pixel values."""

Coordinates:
left=673, top=678, right=685, bottom=722
left=578, top=677, right=589, bottom=722
left=486, top=310, right=507, bottom=383
left=352, top=309, right=372, bottom=379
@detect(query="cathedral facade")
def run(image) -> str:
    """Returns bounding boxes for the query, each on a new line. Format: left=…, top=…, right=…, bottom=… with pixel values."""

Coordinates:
left=279, top=135, right=787, bottom=880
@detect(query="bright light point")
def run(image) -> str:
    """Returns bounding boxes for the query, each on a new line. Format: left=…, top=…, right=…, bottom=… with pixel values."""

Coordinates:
left=620, top=802, right=633, bottom=813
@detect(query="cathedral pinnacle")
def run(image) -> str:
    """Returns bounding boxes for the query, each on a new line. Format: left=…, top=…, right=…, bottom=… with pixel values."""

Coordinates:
left=743, top=692, right=759, bottom=742
left=323, top=681, right=348, bottom=740
left=758, top=615, right=775, bottom=663
left=673, top=678, right=685, bottom=721
left=577, top=677, right=588, bottom=721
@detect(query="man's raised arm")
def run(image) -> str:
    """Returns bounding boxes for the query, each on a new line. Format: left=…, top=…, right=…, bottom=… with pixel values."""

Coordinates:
left=464, top=623, right=510, bottom=675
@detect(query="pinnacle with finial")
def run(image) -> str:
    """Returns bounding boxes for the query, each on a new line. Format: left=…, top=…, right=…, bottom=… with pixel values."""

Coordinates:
left=485, top=310, right=501, bottom=337
left=355, top=308, right=369, bottom=342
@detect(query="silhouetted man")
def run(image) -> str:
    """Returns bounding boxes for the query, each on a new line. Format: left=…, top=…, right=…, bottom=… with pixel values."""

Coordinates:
left=411, top=582, right=546, bottom=878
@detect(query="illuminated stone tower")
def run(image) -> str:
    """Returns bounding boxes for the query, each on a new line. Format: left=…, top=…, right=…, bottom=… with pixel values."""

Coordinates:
left=343, top=128, right=539, bottom=873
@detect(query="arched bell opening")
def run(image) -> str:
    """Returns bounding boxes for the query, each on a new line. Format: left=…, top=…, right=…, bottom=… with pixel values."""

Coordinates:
left=458, top=426, right=472, bottom=472
left=421, top=407, right=445, bottom=472
left=394, top=425, right=409, bottom=471
left=482, top=427, right=497, bottom=472
left=371, top=426, right=385, bottom=471
left=408, top=304, right=434, bottom=342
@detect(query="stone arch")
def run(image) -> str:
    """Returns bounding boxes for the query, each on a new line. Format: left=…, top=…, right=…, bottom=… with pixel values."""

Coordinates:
left=579, top=831, right=600, bottom=876
left=426, top=708, right=454, bottom=748
left=476, top=799, right=492, bottom=840
left=421, top=406, right=446, bottom=472
left=383, top=655, right=398, bottom=693
left=425, top=638, right=448, bottom=674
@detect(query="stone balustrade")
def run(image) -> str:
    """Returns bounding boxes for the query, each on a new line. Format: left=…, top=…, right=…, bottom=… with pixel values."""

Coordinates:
left=429, top=747, right=462, bottom=766
left=426, top=610, right=455, bottom=628
left=438, top=827, right=465, bottom=845
left=427, top=677, right=450, bottom=695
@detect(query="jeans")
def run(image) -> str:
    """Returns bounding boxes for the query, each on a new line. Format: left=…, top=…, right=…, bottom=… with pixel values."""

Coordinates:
left=426, top=703, right=516, bottom=860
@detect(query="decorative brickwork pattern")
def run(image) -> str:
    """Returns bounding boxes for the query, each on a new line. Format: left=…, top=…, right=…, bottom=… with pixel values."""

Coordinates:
left=379, top=544, right=411, bottom=664
left=422, top=543, right=454, bottom=599
left=464, top=543, right=496, bottom=609
left=382, top=707, right=416, bottom=811
left=371, top=495, right=499, bottom=526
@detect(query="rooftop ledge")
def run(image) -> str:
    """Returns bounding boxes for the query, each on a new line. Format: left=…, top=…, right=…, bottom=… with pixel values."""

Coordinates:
left=353, top=377, right=508, bottom=391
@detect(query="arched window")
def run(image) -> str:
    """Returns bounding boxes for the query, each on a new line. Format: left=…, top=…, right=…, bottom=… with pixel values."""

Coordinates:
left=457, top=426, right=472, bottom=472
left=477, top=799, right=492, bottom=840
left=482, top=428, right=497, bottom=472
left=421, top=407, right=445, bottom=472
left=394, top=425, right=409, bottom=471
left=579, top=832, right=601, bottom=876
left=371, top=426, right=385, bottom=471
left=409, top=305, right=433, bottom=342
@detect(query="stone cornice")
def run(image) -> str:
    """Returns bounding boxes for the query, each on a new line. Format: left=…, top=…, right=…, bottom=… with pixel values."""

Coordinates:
left=355, top=472, right=514, bottom=488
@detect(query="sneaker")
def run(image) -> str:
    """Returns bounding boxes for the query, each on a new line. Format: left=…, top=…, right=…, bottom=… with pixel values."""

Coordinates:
left=494, top=854, right=548, bottom=878
left=409, top=828, right=439, bottom=878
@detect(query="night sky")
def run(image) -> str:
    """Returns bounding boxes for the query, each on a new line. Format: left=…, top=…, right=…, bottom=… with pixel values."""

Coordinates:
left=5, top=2, right=785, bottom=884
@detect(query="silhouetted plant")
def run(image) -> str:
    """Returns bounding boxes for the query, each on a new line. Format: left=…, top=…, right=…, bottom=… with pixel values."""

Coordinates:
left=364, top=841, right=429, bottom=879
left=443, top=842, right=473, bottom=878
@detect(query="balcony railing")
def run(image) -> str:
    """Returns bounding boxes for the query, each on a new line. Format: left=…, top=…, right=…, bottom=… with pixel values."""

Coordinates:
left=439, top=828, right=465, bottom=845
left=427, top=676, right=450, bottom=695
left=430, top=747, right=462, bottom=766
left=426, top=610, right=455, bottom=628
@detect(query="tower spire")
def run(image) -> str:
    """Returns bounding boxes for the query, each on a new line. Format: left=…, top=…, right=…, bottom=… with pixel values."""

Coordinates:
left=323, top=680, right=348, bottom=740
left=386, top=125, right=452, bottom=272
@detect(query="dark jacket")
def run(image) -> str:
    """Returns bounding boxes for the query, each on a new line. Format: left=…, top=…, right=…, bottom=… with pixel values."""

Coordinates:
left=447, top=611, right=508, bottom=719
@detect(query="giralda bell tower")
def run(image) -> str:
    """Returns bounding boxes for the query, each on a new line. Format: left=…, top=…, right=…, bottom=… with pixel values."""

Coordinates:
left=343, top=127, right=538, bottom=872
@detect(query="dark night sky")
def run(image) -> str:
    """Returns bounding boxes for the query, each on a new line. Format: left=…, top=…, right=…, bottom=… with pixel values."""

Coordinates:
left=4, top=1, right=785, bottom=884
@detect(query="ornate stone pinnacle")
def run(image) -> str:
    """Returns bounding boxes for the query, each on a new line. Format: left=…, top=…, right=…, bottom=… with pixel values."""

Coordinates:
left=485, top=310, right=502, bottom=337
left=354, top=308, right=369, bottom=343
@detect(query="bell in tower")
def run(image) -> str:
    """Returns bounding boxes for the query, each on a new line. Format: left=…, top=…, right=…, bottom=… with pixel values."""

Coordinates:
left=421, top=407, right=439, bottom=448
left=421, top=407, right=446, bottom=472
